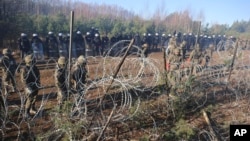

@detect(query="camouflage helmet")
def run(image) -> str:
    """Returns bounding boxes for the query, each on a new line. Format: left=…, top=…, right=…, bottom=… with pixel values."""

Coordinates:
left=169, top=38, right=176, bottom=45
left=58, top=56, right=66, bottom=65
left=174, top=48, right=180, bottom=54
left=2, top=48, right=11, bottom=55
left=24, top=54, right=33, bottom=64
left=77, top=55, right=86, bottom=65
left=195, top=44, right=201, bottom=51
left=142, top=43, right=148, bottom=48
left=180, top=41, right=187, bottom=47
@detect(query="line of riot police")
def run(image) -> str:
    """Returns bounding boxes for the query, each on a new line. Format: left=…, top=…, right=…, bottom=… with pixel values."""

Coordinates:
left=17, top=27, right=238, bottom=61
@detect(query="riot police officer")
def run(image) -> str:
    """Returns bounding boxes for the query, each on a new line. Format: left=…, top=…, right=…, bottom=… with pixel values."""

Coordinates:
left=102, top=34, right=110, bottom=56
left=18, top=33, right=32, bottom=59
left=93, top=33, right=102, bottom=56
left=45, top=31, right=59, bottom=59
left=31, top=33, right=44, bottom=60
left=152, top=33, right=160, bottom=51
left=58, top=33, right=64, bottom=57
left=74, top=31, right=85, bottom=57
left=62, top=33, right=70, bottom=58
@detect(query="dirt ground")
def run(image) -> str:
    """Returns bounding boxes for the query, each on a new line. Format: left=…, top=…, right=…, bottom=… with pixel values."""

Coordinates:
left=1, top=48, right=250, bottom=140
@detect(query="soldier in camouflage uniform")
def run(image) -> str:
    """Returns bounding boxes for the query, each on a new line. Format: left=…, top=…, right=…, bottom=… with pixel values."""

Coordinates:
left=0, top=78, right=5, bottom=114
left=167, top=37, right=177, bottom=56
left=205, top=44, right=214, bottom=66
left=140, top=33, right=149, bottom=57
left=188, top=44, right=206, bottom=75
left=180, top=41, right=187, bottom=60
left=71, top=55, right=87, bottom=96
left=1, top=48, right=17, bottom=96
left=55, top=57, right=68, bottom=109
left=141, top=43, right=149, bottom=57
left=166, top=48, right=183, bottom=96
left=21, top=55, right=40, bottom=117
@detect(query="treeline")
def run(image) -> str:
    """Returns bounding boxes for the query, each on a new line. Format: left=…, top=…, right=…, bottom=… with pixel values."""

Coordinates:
left=0, top=0, right=250, bottom=48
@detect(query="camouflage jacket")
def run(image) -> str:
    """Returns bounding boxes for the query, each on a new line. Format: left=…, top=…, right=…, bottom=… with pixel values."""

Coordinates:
left=167, top=54, right=183, bottom=71
left=0, top=55, right=17, bottom=73
left=55, top=66, right=67, bottom=88
left=21, top=65, right=40, bottom=89
left=71, top=64, right=87, bottom=85
left=189, top=49, right=205, bottom=64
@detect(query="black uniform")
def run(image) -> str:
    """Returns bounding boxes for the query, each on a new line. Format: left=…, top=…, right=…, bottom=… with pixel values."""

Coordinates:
left=74, top=33, right=85, bottom=57
left=93, top=35, right=102, bottom=56
left=18, top=36, right=32, bottom=59
left=45, top=34, right=59, bottom=58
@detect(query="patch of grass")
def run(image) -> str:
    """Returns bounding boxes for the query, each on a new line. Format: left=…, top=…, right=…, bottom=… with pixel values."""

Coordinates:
left=205, top=104, right=217, bottom=113
left=37, top=101, right=88, bottom=140
left=139, top=135, right=150, bottom=141
left=162, top=118, right=196, bottom=140
left=173, top=118, right=195, bottom=139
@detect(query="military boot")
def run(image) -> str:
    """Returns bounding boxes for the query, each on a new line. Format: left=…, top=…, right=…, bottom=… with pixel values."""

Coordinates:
left=30, top=109, right=37, bottom=115
left=30, top=105, right=37, bottom=115
left=24, top=108, right=31, bottom=119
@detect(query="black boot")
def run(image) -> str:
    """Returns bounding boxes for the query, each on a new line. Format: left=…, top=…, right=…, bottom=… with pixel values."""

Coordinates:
left=24, top=108, right=31, bottom=119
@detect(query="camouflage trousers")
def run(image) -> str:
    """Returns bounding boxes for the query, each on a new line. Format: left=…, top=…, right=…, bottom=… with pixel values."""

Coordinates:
left=191, top=59, right=205, bottom=75
left=74, top=82, right=85, bottom=95
left=0, top=94, right=5, bottom=113
left=167, top=70, right=182, bottom=86
left=24, top=87, right=38, bottom=115
left=56, top=86, right=68, bottom=109
left=167, top=70, right=182, bottom=95
left=2, top=72, right=16, bottom=96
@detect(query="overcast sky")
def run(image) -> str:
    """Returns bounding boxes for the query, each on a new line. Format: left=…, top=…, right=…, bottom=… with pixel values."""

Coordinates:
left=79, top=0, right=250, bottom=26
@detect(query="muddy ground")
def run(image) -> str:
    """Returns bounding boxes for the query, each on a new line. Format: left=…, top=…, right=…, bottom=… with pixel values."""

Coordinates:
left=1, top=48, right=250, bottom=140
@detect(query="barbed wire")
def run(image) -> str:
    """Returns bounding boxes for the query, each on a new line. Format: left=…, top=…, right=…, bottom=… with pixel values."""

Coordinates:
left=1, top=39, right=250, bottom=140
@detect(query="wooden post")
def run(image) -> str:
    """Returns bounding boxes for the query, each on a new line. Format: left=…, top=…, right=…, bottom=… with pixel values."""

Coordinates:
left=195, top=21, right=201, bottom=48
left=163, top=47, right=167, bottom=72
left=227, top=40, right=238, bottom=82
left=163, top=45, right=170, bottom=91
left=97, top=38, right=135, bottom=107
left=189, top=21, right=201, bottom=76
left=202, top=110, right=223, bottom=141
left=105, top=38, right=135, bottom=93
left=68, top=11, right=74, bottom=97
left=96, top=104, right=116, bottom=141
